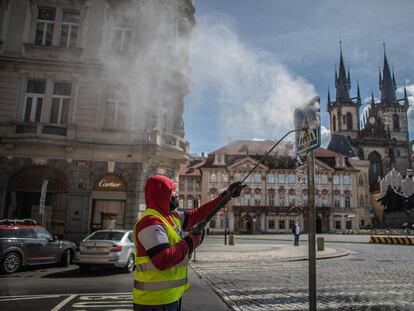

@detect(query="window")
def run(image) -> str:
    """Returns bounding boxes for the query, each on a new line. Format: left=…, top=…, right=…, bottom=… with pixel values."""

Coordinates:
left=334, top=197, right=341, bottom=208
left=346, top=220, right=352, bottom=229
left=103, top=100, right=128, bottom=130
left=268, top=220, right=275, bottom=229
left=210, top=172, right=217, bottom=183
left=345, top=196, right=351, bottom=208
left=335, top=221, right=341, bottom=230
left=34, top=228, right=53, bottom=240
left=254, top=172, right=261, bottom=183
left=60, top=11, right=80, bottom=47
left=254, top=194, right=261, bottom=206
left=343, top=175, right=350, bottom=185
left=267, top=173, right=275, bottom=184
left=244, top=172, right=251, bottom=183
left=179, top=198, right=184, bottom=209
left=244, top=194, right=251, bottom=205
left=24, top=80, right=45, bottom=122
left=278, top=173, right=285, bottom=184
left=0, top=229, right=17, bottom=238
left=187, top=197, right=193, bottom=209
left=288, top=194, right=295, bottom=206
left=279, top=220, right=285, bottom=230
left=321, top=175, right=328, bottom=185
left=321, top=195, right=328, bottom=207
left=332, top=114, right=336, bottom=132
left=18, top=229, right=35, bottom=238
left=50, top=82, right=71, bottom=125
left=35, top=7, right=56, bottom=46
left=393, top=114, right=400, bottom=132
left=361, top=219, right=365, bottom=227
left=288, top=174, right=295, bottom=184
left=333, top=175, right=340, bottom=185
left=268, top=193, right=275, bottom=206
left=346, top=112, right=353, bottom=130
left=279, top=194, right=285, bottom=207
left=111, top=17, right=133, bottom=53
left=221, top=173, right=229, bottom=183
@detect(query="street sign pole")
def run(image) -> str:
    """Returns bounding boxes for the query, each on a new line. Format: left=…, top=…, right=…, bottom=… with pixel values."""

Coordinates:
left=307, top=151, right=317, bottom=311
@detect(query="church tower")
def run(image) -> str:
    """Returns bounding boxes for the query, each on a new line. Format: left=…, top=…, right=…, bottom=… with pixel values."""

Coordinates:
left=327, top=43, right=361, bottom=140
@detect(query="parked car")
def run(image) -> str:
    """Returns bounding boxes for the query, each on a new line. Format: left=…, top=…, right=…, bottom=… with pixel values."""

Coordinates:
left=0, top=219, right=76, bottom=274
left=74, top=230, right=135, bottom=273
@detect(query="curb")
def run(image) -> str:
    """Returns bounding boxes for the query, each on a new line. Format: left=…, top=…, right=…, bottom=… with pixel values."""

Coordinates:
left=228, top=236, right=371, bottom=245
left=369, top=236, right=414, bottom=245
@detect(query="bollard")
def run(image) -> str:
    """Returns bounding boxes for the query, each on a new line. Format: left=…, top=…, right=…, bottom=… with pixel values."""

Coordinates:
left=317, top=237, right=324, bottom=251
left=229, top=233, right=235, bottom=245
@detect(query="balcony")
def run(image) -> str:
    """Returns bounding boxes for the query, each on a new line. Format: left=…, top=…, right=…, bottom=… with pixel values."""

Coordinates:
left=147, top=129, right=189, bottom=153
left=13, top=122, right=68, bottom=138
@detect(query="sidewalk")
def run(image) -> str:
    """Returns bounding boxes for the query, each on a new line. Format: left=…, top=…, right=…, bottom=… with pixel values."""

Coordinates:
left=231, top=233, right=372, bottom=244
left=182, top=265, right=230, bottom=311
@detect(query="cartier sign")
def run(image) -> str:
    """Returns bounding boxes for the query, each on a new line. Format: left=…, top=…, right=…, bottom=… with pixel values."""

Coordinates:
left=94, top=174, right=127, bottom=192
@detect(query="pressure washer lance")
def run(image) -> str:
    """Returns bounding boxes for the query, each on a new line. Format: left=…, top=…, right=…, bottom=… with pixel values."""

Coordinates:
left=191, top=129, right=304, bottom=236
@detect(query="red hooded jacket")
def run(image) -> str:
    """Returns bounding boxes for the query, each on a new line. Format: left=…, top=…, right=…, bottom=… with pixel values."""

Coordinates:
left=135, top=175, right=222, bottom=270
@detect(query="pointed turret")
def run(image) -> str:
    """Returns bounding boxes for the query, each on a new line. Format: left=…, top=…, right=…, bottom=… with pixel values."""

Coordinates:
left=327, top=87, right=331, bottom=106
left=357, top=81, right=361, bottom=106
left=335, top=41, right=350, bottom=102
left=404, top=83, right=410, bottom=107
left=347, top=65, right=351, bottom=90
left=380, top=44, right=396, bottom=103
left=392, top=70, right=397, bottom=91
left=371, top=90, right=376, bottom=105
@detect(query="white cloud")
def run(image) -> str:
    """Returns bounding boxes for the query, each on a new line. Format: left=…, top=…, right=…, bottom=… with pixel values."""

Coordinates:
left=190, top=16, right=316, bottom=142
left=320, top=125, right=331, bottom=148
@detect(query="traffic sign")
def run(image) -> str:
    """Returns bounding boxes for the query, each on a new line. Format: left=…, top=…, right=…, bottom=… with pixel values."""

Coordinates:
left=294, top=96, right=321, bottom=155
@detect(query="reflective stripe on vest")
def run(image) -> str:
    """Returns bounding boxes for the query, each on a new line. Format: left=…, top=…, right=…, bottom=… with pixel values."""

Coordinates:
left=136, top=259, right=187, bottom=272
left=134, top=277, right=188, bottom=290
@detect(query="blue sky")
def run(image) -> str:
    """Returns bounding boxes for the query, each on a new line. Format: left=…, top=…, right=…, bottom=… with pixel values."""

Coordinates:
left=183, top=0, right=414, bottom=154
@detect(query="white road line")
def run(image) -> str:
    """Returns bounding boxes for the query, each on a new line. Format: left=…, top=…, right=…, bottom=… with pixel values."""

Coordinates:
left=0, top=295, right=62, bottom=302
left=51, top=294, right=77, bottom=311
left=0, top=292, right=130, bottom=299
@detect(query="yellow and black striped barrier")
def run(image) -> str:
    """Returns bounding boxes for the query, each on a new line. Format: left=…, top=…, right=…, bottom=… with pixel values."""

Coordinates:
left=370, top=236, right=414, bottom=245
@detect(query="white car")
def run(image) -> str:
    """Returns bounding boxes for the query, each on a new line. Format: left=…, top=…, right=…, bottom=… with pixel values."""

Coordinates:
left=74, top=230, right=135, bottom=273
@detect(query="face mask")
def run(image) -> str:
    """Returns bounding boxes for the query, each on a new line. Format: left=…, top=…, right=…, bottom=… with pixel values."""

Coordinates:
left=170, top=196, right=179, bottom=211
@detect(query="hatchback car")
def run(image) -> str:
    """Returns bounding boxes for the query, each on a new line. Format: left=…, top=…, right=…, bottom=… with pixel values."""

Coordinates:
left=74, top=230, right=135, bottom=273
left=0, top=219, right=76, bottom=274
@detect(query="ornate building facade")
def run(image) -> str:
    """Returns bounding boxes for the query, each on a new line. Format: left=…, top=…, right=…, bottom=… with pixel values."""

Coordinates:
left=327, top=45, right=411, bottom=188
left=0, top=0, right=195, bottom=241
left=188, top=140, right=365, bottom=234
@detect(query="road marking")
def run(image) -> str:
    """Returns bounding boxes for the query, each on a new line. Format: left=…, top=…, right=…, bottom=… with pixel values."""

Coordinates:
left=0, top=295, right=62, bottom=302
left=51, top=294, right=77, bottom=311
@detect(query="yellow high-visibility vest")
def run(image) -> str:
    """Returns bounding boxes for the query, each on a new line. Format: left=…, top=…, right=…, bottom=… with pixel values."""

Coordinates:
left=133, top=208, right=189, bottom=306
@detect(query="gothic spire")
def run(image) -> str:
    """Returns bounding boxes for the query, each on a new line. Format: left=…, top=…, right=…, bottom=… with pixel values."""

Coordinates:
left=335, top=41, right=350, bottom=102
left=327, top=87, right=331, bottom=106
left=347, top=65, right=351, bottom=90
left=371, top=90, right=376, bottom=105
left=357, top=81, right=361, bottom=106
left=380, top=44, right=396, bottom=103
left=404, top=82, right=410, bottom=107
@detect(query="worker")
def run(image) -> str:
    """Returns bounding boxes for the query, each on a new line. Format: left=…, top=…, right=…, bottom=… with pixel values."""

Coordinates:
left=133, top=175, right=244, bottom=311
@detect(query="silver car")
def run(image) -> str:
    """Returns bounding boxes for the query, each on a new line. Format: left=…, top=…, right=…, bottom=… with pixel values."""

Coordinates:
left=74, top=230, right=135, bottom=273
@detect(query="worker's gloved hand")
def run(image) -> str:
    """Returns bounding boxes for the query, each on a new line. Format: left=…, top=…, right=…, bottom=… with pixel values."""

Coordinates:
left=184, top=232, right=202, bottom=253
left=222, top=181, right=246, bottom=198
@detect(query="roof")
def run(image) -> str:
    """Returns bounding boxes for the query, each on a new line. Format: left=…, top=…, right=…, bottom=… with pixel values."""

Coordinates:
left=179, top=159, right=206, bottom=176
left=327, top=133, right=355, bottom=157
left=212, top=140, right=295, bottom=157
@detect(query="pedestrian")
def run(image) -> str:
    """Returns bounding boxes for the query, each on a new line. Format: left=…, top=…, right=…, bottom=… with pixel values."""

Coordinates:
left=133, top=175, right=244, bottom=311
left=292, top=222, right=300, bottom=246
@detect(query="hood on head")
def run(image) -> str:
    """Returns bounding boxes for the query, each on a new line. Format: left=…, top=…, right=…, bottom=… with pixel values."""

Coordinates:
left=145, top=175, right=176, bottom=215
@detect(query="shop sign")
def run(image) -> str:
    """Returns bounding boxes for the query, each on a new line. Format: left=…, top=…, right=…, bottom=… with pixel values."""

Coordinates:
left=94, top=174, right=127, bottom=192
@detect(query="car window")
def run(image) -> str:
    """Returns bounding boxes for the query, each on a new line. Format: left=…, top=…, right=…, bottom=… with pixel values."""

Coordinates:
left=128, top=232, right=134, bottom=243
left=18, top=228, right=35, bottom=238
left=34, top=228, right=53, bottom=240
left=0, top=229, right=18, bottom=238
left=87, top=231, right=124, bottom=241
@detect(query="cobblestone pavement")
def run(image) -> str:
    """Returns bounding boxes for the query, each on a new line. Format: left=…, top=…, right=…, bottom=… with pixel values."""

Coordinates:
left=191, top=237, right=414, bottom=311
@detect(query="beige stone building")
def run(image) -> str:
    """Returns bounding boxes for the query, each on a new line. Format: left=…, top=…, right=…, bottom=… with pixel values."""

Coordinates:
left=0, top=0, right=195, bottom=241
left=184, top=140, right=365, bottom=234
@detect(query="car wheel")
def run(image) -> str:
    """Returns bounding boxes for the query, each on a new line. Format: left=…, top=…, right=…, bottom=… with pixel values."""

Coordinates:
left=124, top=254, right=135, bottom=273
left=60, top=249, right=72, bottom=267
left=2, top=252, right=21, bottom=274
left=78, top=264, right=90, bottom=273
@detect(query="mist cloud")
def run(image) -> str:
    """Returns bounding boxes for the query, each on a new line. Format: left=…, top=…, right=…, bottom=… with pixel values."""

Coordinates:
left=189, top=16, right=316, bottom=142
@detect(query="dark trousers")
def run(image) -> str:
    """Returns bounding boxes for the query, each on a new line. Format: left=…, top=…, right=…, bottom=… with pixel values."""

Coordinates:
left=133, top=299, right=181, bottom=311
left=294, top=234, right=300, bottom=246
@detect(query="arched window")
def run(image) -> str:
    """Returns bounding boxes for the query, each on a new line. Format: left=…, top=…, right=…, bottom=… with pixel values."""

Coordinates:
left=393, top=114, right=400, bottom=132
left=368, top=151, right=382, bottom=185
left=332, top=114, right=337, bottom=132
left=346, top=112, right=353, bottom=130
